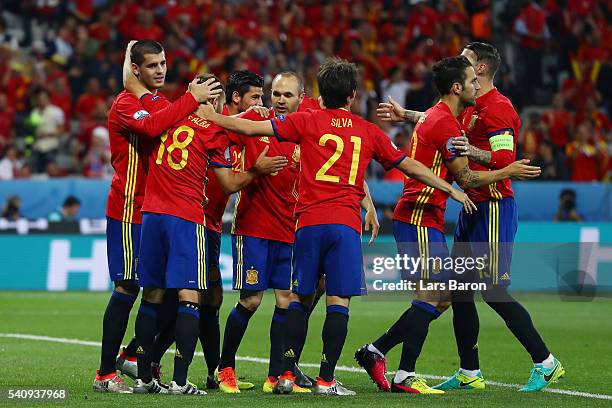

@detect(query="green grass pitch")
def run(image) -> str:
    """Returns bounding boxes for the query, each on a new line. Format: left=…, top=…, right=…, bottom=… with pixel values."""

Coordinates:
left=1, top=291, right=611, bottom=407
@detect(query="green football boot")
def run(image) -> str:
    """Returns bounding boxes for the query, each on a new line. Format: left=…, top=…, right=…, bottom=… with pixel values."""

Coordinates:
left=519, top=358, right=565, bottom=392
left=433, top=370, right=485, bottom=390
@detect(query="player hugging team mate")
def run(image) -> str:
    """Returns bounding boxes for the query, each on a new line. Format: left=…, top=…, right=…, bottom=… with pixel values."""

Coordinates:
left=93, top=39, right=223, bottom=393
left=372, top=42, right=564, bottom=394
left=199, top=57, right=475, bottom=396
left=356, top=55, right=541, bottom=394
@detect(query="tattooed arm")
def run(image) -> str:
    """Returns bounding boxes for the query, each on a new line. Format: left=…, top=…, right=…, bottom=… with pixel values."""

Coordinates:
left=377, top=96, right=424, bottom=124
left=446, top=156, right=540, bottom=189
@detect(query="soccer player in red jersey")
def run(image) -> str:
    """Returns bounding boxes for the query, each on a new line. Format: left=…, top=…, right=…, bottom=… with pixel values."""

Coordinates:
left=377, top=43, right=564, bottom=393
left=93, top=39, right=221, bottom=393
left=201, top=70, right=264, bottom=391
left=123, top=74, right=286, bottom=395
left=216, top=72, right=315, bottom=394
left=198, top=57, right=475, bottom=395
left=356, top=56, right=540, bottom=394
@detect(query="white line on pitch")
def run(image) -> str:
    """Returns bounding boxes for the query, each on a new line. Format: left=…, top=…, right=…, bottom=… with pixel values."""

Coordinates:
left=1, top=333, right=610, bottom=401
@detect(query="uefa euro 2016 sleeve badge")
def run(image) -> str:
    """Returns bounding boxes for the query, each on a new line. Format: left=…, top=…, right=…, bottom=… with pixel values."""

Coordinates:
left=246, top=268, right=259, bottom=285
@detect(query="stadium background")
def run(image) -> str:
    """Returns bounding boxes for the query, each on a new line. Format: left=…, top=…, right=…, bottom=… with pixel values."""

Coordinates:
left=0, top=1, right=611, bottom=406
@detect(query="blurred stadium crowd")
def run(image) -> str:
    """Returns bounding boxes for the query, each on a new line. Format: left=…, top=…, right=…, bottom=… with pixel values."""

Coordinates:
left=0, top=0, right=610, bottom=181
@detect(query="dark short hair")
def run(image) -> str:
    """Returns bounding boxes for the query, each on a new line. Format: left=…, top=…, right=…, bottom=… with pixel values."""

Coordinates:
left=225, top=70, right=263, bottom=105
left=130, top=40, right=164, bottom=66
left=197, top=73, right=224, bottom=93
left=63, top=196, right=81, bottom=207
left=432, top=56, right=472, bottom=95
left=317, top=57, right=357, bottom=109
left=560, top=189, right=576, bottom=200
left=464, top=42, right=501, bottom=78
left=196, top=73, right=225, bottom=104
left=274, top=71, right=304, bottom=94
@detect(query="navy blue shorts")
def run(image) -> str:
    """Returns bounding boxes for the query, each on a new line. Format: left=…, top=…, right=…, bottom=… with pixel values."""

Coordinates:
left=453, top=197, right=517, bottom=286
left=106, top=217, right=141, bottom=283
left=138, top=212, right=208, bottom=290
left=393, top=220, right=450, bottom=281
left=232, top=235, right=292, bottom=291
left=206, top=230, right=222, bottom=288
left=291, top=224, right=365, bottom=297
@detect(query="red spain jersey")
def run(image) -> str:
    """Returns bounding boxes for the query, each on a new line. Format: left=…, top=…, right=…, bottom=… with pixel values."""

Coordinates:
left=271, top=108, right=405, bottom=233
left=458, top=88, right=520, bottom=203
left=203, top=105, right=239, bottom=233
left=229, top=109, right=300, bottom=243
left=393, top=102, right=458, bottom=233
left=106, top=91, right=199, bottom=224
left=141, top=105, right=231, bottom=225
left=298, top=96, right=321, bottom=112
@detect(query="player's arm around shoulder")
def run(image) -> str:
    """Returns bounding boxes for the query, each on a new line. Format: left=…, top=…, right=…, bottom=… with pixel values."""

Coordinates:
left=199, top=102, right=275, bottom=137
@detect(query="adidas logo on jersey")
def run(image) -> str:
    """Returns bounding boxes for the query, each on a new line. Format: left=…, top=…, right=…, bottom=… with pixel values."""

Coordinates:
left=136, top=346, right=144, bottom=354
left=501, top=273, right=510, bottom=280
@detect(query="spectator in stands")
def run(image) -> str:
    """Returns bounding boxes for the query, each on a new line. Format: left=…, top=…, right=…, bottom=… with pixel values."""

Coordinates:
left=28, top=88, right=65, bottom=173
left=0, top=145, right=21, bottom=180
left=532, top=140, right=568, bottom=181
left=554, top=189, right=582, bottom=222
left=48, top=195, right=81, bottom=222
left=1, top=195, right=21, bottom=221
left=83, top=125, right=112, bottom=178
left=575, top=96, right=611, bottom=136
left=566, top=121, right=609, bottom=181
left=381, top=66, right=411, bottom=108
left=542, top=92, right=573, bottom=150
left=74, top=77, right=105, bottom=120
left=0, top=92, right=16, bottom=148
left=519, top=112, right=544, bottom=162
left=513, top=0, right=550, bottom=101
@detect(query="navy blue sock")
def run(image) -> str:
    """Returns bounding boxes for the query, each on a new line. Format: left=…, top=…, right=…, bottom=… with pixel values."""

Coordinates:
left=99, top=290, right=137, bottom=376
left=199, top=305, right=221, bottom=375
left=372, top=307, right=415, bottom=356
left=219, top=303, right=255, bottom=369
left=319, top=305, right=349, bottom=382
left=282, top=301, right=308, bottom=374
left=172, top=301, right=200, bottom=386
left=451, top=290, right=480, bottom=370
left=135, top=300, right=160, bottom=383
left=268, top=306, right=287, bottom=377
left=150, top=292, right=178, bottom=364
left=397, top=301, right=440, bottom=374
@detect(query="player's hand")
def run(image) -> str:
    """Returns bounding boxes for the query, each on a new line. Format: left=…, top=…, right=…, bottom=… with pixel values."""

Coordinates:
left=377, top=96, right=405, bottom=122
left=246, top=105, right=270, bottom=118
left=364, top=208, right=380, bottom=246
left=451, top=135, right=471, bottom=156
left=189, top=77, right=222, bottom=103
left=506, top=159, right=541, bottom=180
left=122, top=40, right=138, bottom=88
left=253, top=146, right=288, bottom=175
left=196, top=101, right=217, bottom=120
left=450, top=188, right=477, bottom=214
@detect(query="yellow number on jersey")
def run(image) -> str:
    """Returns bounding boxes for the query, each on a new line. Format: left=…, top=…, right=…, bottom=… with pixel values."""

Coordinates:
left=155, top=125, right=194, bottom=170
left=315, top=134, right=361, bottom=185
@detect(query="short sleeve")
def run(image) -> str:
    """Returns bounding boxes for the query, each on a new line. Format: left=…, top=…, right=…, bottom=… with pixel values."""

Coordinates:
left=270, top=112, right=310, bottom=143
left=372, top=126, right=406, bottom=170
left=208, top=130, right=231, bottom=168
left=434, top=120, right=461, bottom=161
